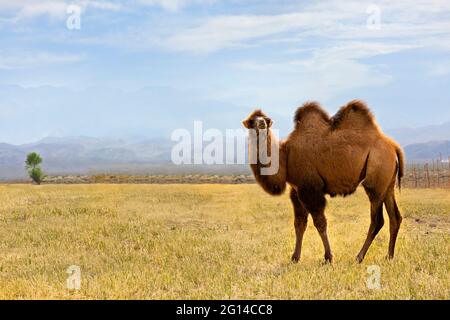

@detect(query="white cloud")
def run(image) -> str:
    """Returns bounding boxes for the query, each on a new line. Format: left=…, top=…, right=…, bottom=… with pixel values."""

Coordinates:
left=87, top=1, right=121, bottom=11
left=234, top=42, right=418, bottom=72
left=15, top=1, right=68, bottom=20
left=162, top=11, right=351, bottom=53
left=0, top=51, right=84, bottom=69
left=228, top=42, right=401, bottom=107
left=312, top=42, right=420, bottom=60
left=0, top=0, right=122, bottom=21
left=158, top=0, right=450, bottom=54
left=137, top=0, right=216, bottom=11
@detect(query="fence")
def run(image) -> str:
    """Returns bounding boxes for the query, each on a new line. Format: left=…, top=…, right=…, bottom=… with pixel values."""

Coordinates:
left=403, top=157, right=450, bottom=189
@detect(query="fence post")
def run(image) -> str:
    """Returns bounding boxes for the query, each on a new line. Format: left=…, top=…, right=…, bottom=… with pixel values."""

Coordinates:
left=437, top=159, right=440, bottom=187
left=425, top=163, right=430, bottom=188
left=413, top=165, right=418, bottom=188
left=416, top=163, right=420, bottom=188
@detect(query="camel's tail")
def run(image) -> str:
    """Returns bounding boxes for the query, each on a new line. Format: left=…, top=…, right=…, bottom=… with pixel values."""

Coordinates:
left=395, top=144, right=405, bottom=191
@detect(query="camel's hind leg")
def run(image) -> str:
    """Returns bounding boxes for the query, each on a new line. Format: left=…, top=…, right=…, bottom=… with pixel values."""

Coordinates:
left=356, top=187, right=385, bottom=263
left=384, top=188, right=402, bottom=259
left=290, top=188, right=308, bottom=263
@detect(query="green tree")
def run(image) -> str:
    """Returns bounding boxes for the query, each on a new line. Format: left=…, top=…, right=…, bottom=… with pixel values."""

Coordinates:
left=25, top=152, right=45, bottom=185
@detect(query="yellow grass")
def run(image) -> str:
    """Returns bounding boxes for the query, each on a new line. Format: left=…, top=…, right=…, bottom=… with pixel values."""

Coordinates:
left=0, top=184, right=449, bottom=299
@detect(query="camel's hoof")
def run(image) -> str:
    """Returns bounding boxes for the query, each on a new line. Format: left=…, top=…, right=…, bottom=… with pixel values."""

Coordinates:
left=291, top=253, right=300, bottom=263
left=356, top=254, right=364, bottom=264
left=324, top=254, right=333, bottom=264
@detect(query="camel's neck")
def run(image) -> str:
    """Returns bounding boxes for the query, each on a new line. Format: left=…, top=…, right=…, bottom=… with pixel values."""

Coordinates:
left=248, top=129, right=287, bottom=195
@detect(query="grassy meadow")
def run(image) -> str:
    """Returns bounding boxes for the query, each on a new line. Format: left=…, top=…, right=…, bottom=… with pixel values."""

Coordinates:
left=0, top=184, right=448, bottom=299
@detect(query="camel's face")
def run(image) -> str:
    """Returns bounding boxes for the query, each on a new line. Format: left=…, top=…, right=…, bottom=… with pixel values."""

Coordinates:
left=242, top=110, right=272, bottom=131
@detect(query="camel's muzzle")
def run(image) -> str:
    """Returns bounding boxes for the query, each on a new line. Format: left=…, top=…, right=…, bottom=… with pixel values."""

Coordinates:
left=257, top=118, right=267, bottom=129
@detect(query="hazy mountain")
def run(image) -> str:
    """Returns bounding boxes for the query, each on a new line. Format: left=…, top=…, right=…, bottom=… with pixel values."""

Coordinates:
left=403, top=140, right=450, bottom=162
left=386, top=122, right=450, bottom=146
left=0, top=136, right=174, bottom=180
left=1, top=134, right=450, bottom=180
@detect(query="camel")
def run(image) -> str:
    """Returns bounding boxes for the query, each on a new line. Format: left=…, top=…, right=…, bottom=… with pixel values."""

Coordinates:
left=242, top=100, right=404, bottom=263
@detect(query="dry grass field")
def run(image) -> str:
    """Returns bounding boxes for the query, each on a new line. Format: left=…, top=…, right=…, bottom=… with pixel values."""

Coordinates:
left=0, top=184, right=448, bottom=299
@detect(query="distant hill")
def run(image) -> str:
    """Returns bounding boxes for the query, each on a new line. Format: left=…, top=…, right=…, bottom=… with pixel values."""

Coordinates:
left=0, top=136, right=173, bottom=180
left=403, top=140, right=450, bottom=162
left=1, top=134, right=450, bottom=180
left=0, top=136, right=250, bottom=180
left=386, top=122, right=450, bottom=146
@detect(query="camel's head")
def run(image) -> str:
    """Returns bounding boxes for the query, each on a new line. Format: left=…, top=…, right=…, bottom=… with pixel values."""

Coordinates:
left=242, top=109, right=273, bottom=131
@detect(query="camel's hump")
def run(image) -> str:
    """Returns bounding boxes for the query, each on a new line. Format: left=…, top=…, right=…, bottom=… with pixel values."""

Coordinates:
left=293, top=100, right=377, bottom=130
left=293, top=101, right=330, bottom=124
left=331, top=100, right=376, bottom=129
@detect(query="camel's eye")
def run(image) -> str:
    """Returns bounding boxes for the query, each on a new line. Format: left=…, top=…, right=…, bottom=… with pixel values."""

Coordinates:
left=248, top=119, right=254, bottom=127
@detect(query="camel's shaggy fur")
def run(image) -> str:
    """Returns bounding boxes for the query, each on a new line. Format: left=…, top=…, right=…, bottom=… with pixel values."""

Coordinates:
left=243, top=100, right=404, bottom=263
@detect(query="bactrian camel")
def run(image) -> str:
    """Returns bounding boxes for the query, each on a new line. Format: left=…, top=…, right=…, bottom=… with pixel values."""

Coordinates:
left=242, top=100, right=404, bottom=263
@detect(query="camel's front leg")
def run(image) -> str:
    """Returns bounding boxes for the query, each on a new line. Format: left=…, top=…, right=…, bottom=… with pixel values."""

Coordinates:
left=290, top=189, right=308, bottom=262
left=299, top=190, right=333, bottom=263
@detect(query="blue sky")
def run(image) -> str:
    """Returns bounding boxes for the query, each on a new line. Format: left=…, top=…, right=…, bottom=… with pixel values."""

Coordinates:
left=1, top=0, right=450, bottom=144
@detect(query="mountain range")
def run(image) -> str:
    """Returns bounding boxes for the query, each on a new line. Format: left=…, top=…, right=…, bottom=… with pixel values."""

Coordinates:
left=0, top=136, right=174, bottom=180
left=1, top=122, right=449, bottom=180
left=385, top=122, right=450, bottom=146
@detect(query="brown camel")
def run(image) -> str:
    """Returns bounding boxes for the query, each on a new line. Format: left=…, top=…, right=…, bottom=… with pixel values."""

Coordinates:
left=242, top=100, right=404, bottom=263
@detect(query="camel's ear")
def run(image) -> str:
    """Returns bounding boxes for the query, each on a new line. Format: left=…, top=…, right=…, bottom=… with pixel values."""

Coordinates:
left=265, top=117, right=273, bottom=128
left=242, top=118, right=252, bottom=129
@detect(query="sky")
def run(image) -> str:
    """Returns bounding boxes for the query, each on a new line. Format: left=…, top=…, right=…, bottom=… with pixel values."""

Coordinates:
left=1, top=0, right=450, bottom=144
